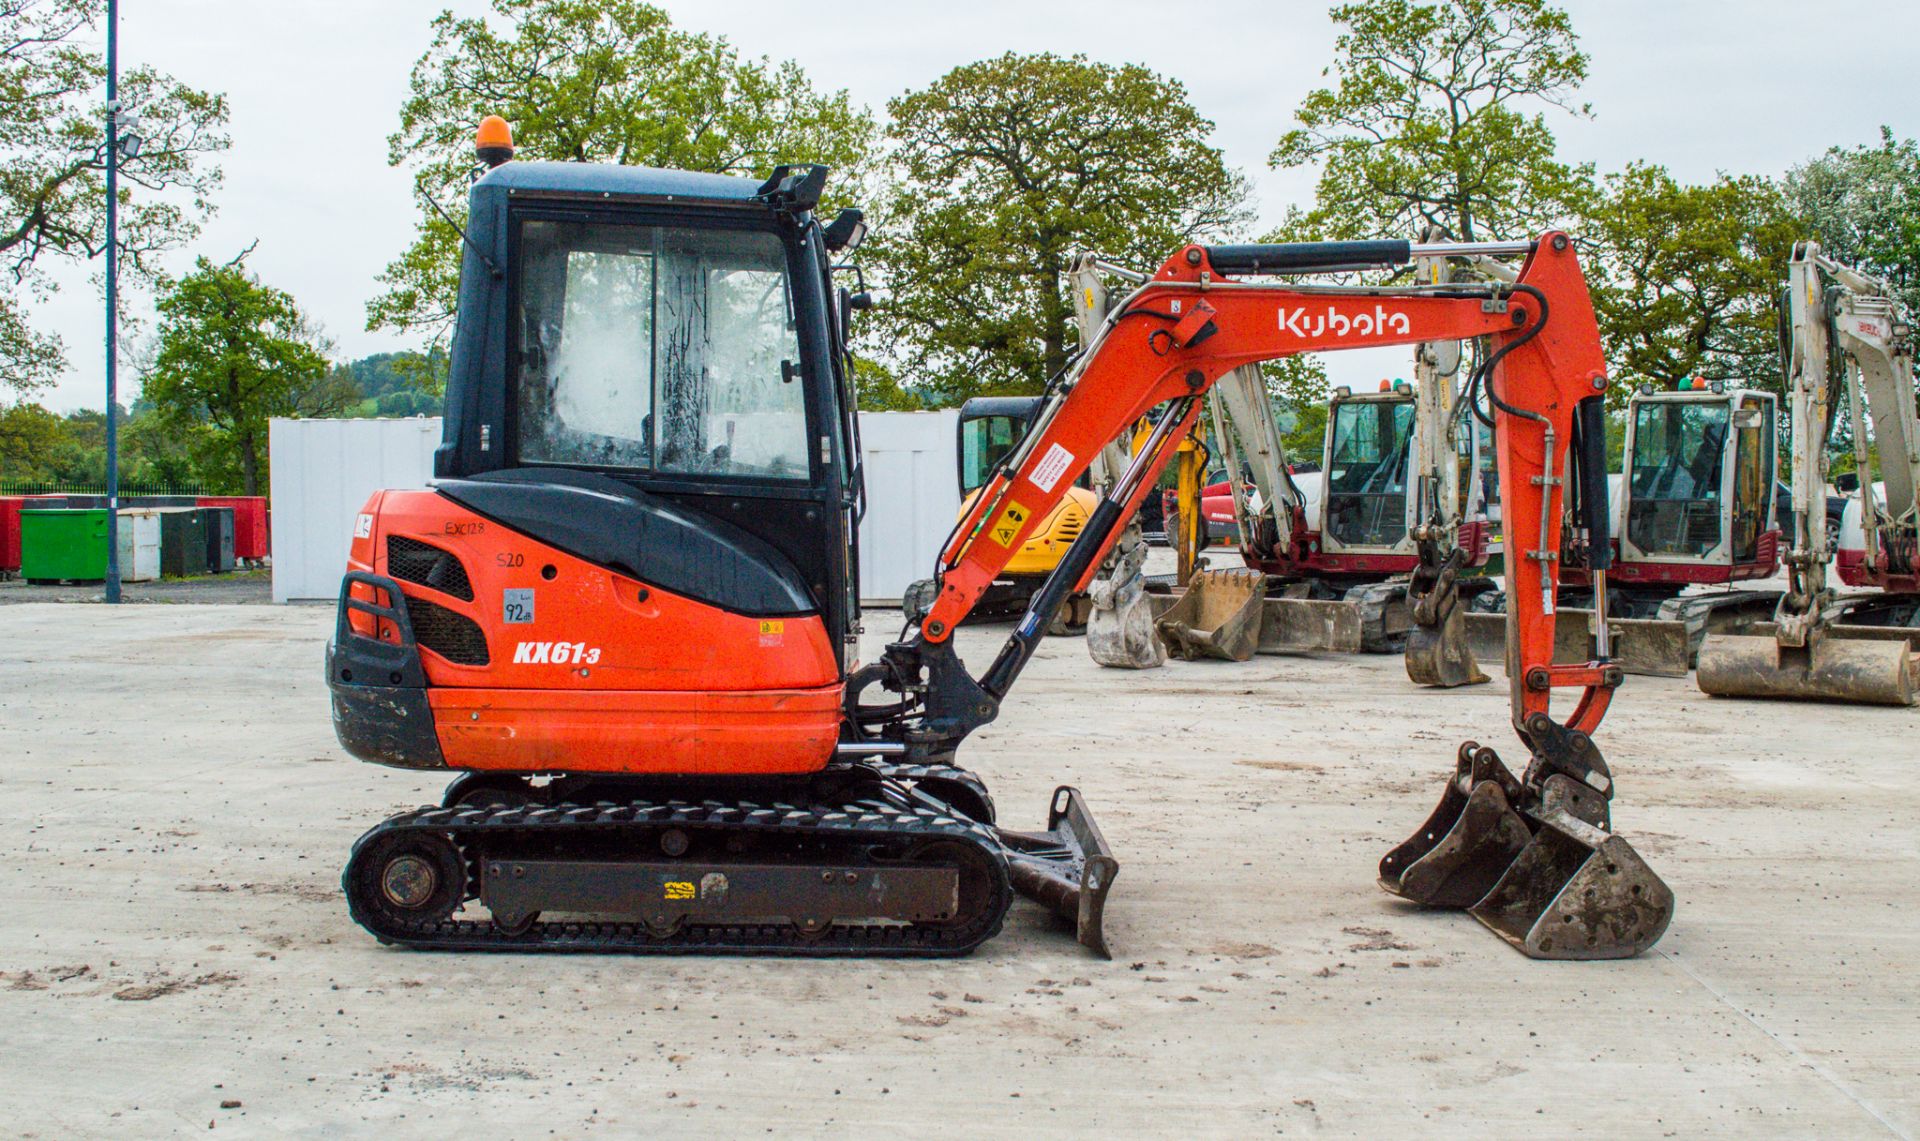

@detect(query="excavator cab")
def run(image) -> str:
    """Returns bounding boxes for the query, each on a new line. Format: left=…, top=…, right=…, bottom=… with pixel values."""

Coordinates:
left=1620, top=384, right=1777, bottom=573
left=1320, top=383, right=1417, bottom=553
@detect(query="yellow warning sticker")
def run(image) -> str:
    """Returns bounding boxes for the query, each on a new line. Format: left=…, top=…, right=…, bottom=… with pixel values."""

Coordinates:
left=987, top=500, right=1031, bottom=547
left=663, top=881, right=695, bottom=900
left=758, top=620, right=784, bottom=635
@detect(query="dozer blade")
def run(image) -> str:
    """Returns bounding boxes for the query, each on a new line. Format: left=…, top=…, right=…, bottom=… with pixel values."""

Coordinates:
left=1405, top=597, right=1490, bottom=687
left=1380, top=743, right=1529, bottom=907
left=998, top=786, right=1119, bottom=958
left=1468, top=775, right=1673, bottom=960
left=1696, top=631, right=1916, bottom=705
left=1257, top=598, right=1363, bottom=654
left=1605, top=618, right=1693, bottom=678
left=1154, top=568, right=1265, bottom=661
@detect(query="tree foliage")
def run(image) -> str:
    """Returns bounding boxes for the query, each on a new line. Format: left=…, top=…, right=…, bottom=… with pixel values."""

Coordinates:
left=865, top=53, right=1251, bottom=404
left=1272, top=0, right=1591, bottom=242
left=0, top=0, right=228, bottom=391
left=369, top=0, right=873, bottom=338
left=144, top=255, right=347, bottom=495
left=1784, top=127, right=1920, bottom=316
left=1583, top=163, right=1801, bottom=396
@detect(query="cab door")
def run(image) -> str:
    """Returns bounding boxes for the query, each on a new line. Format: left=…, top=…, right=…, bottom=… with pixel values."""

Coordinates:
left=1729, top=395, right=1776, bottom=563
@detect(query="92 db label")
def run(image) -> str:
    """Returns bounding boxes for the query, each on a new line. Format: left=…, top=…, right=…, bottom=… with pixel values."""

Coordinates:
left=502, top=589, right=535, bottom=624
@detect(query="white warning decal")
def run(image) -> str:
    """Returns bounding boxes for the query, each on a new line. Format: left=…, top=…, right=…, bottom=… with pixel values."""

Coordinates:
left=1029, top=443, right=1075, bottom=493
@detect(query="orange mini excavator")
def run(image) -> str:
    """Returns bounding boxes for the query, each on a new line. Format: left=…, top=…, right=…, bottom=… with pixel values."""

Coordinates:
left=330, top=121, right=1670, bottom=959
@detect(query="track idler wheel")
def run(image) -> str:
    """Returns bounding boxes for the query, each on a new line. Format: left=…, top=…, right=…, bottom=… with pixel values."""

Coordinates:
left=348, top=830, right=466, bottom=935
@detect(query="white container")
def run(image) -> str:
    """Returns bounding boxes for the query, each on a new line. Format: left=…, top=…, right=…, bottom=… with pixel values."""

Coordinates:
left=856, top=410, right=959, bottom=604
left=116, top=509, right=161, bottom=582
left=269, top=417, right=442, bottom=602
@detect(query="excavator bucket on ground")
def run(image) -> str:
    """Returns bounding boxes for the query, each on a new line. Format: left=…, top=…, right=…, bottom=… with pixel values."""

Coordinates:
left=1696, top=628, right=1917, bottom=705
left=1154, top=568, right=1265, bottom=661
left=1086, top=538, right=1165, bottom=669
left=1405, top=558, right=1489, bottom=687
left=1380, top=741, right=1673, bottom=959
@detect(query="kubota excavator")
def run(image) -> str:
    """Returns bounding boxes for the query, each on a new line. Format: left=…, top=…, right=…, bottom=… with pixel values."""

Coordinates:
left=328, top=121, right=1670, bottom=961
left=1696, top=242, right=1920, bottom=704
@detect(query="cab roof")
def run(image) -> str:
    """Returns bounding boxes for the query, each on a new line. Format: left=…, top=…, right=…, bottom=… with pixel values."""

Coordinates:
left=476, top=160, right=770, bottom=204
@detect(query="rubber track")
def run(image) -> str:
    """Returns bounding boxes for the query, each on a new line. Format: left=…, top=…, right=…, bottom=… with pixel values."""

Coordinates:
left=344, top=795, right=1012, bottom=957
left=861, top=760, right=997, bottom=824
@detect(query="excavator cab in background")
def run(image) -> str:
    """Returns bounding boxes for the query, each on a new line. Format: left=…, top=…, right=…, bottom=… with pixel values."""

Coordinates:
left=932, top=396, right=1096, bottom=629
left=1320, top=383, right=1418, bottom=552
left=1463, top=381, right=1785, bottom=677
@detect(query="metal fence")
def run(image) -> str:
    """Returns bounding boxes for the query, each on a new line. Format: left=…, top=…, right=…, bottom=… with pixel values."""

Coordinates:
left=0, top=480, right=206, bottom=497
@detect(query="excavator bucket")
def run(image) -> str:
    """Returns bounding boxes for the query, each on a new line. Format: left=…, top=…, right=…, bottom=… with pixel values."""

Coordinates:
left=1405, top=593, right=1490, bottom=687
left=1468, top=776, right=1673, bottom=959
left=1380, top=743, right=1529, bottom=907
left=998, top=786, right=1119, bottom=958
left=1154, top=568, right=1265, bottom=661
left=1383, top=746, right=1673, bottom=960
left=1696, top=630, right=1917, bottom=706
left=1086, top=541, right=1166, bottom=669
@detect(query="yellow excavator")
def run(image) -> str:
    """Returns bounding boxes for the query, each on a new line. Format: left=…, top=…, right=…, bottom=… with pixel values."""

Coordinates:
left=946, top=397, right=1100, bottom=629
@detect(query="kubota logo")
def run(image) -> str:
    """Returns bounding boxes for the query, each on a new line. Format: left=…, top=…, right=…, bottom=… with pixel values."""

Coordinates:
left=512, top=641, right=602, bottom=665
left=1279, top=304, right=1412, bottom=340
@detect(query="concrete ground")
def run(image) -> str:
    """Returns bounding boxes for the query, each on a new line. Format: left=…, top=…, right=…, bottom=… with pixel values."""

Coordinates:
left=0, top=600, right=1914, bottom=1138
left=0, top=568, right=272, bottom=605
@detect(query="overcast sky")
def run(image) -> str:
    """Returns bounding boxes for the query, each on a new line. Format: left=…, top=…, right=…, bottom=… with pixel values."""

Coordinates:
left=23, top=0, right=1920, bottom=413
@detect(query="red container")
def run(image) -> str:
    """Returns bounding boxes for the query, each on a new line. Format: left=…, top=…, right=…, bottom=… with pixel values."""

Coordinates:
left=0, top=496, right=24, bottom=573
left=196, top=496, right=270, bottom=561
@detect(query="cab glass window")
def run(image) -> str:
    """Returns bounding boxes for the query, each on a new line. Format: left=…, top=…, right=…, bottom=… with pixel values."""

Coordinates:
left=514, top=219, right=809, bottom=480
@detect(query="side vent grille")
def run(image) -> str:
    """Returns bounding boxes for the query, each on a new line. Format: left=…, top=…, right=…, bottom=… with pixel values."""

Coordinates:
left=408, top=598, right=490, bottom=666
left=387, top=535, right=474, bottom=601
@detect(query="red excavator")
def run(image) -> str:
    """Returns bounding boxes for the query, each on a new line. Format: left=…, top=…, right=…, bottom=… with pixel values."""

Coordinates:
left=329, top=121, right=1670, bottom=960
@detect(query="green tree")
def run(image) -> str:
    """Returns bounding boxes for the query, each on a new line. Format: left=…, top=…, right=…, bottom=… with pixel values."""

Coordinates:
left=1, top=0, right=229, bottom=392
left=0, top=400, right=66, bottom=479
left=370, top=0, right=873, bottom=339
left=1272, top=0, right=1592, bottom=243
left=1583, top=163, right=1801, bottom=396
left=1784, top=127, right=1920, bottom=315
left=1265, top=358, right=1334, bottom=460
left=868, top=52, right=1251, bottom=404
left=144, top=254, right=348, bottom=495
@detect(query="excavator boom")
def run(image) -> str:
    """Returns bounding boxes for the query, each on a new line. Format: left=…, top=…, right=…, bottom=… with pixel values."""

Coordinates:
left=850, top=234, right=1671, bottom=959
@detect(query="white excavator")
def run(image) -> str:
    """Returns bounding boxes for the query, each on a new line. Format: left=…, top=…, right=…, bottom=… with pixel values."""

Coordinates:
left=1696, top=241, right=1920, bottom=704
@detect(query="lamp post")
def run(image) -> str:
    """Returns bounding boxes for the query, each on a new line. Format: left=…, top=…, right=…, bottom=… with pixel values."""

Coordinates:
left=103, top=0, right=120, bottom=602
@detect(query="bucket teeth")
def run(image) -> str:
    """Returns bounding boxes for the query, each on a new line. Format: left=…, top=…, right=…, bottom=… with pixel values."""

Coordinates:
left=1385, top=750, right=1673, bottom=959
